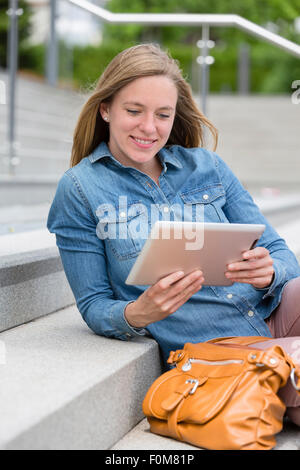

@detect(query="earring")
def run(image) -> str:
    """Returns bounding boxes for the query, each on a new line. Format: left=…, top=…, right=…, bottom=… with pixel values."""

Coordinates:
left=104, top=116, right=109, bottom=122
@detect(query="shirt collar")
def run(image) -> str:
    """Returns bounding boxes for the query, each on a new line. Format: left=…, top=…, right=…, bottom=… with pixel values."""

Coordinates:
left=88, top=141, right=183, bottom=169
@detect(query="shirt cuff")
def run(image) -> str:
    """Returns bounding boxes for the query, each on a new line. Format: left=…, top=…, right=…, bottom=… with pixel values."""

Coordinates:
left=255, top=259, right=286, bottom=299
left=110, top=300, right=147, bottom=340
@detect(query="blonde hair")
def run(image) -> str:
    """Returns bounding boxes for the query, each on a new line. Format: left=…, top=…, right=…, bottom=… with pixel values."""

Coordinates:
left=70, top=43, right=218, bottom=167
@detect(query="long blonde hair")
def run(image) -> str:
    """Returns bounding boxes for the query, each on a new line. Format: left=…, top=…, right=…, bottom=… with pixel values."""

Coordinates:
left=70, top=43, right=218, bottom=167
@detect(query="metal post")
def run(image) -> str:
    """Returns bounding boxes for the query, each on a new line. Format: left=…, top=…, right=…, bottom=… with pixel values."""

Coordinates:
left=6, top=0, right=22, bottom=174
left=238, top=43, right=250, bottom=94
left=196, top=26, right=215, bottom=116
left=201, top=25, right=209, bottom=115
left=46, top=0, right=58, bottom=86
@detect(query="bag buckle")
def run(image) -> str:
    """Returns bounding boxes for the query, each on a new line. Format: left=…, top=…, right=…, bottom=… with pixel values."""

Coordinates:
left=185, top=379, right=199, bottom=395
left=167, top=350, right=184, bottom=365
left=290, top=368, right=300, bottom=391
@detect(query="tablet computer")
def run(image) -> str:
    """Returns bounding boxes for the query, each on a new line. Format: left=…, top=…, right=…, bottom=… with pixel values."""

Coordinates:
left=125, top=221, right=265, bottom=286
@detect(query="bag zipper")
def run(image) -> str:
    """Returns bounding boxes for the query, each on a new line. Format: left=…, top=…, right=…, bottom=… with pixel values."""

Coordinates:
left=182, top=358, right=244, bottom=371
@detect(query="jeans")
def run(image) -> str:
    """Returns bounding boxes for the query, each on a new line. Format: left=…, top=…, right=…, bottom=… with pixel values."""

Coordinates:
left=255, top=276, right=300, bottom=426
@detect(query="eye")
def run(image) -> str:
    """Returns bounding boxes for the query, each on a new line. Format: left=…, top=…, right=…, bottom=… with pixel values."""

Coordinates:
left=158, top=113, right=171, bottom=119
left=127, top=109, right=140, bottom=115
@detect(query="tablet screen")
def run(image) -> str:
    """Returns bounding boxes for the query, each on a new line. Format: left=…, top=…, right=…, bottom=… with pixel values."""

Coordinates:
left=126, top=222, right=265, bottom=286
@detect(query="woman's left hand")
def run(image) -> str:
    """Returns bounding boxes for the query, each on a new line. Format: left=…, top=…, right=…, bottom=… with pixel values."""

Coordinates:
left=225, top=247, right=275, bottom=289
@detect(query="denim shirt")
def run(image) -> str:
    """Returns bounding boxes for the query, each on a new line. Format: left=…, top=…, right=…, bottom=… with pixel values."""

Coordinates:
left=47, top=142, right=300, bottom=361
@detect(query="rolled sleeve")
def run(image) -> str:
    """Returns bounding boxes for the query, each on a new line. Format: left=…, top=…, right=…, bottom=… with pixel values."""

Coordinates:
left=47, top=171, right=146, bottom=342
left=110, top=300, right=147, bottom=339
left=255, top=258, right=287, bottom=299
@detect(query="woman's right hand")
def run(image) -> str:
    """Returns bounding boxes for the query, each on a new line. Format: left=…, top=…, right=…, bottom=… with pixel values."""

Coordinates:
left=124, top=269, right=205, bottom=329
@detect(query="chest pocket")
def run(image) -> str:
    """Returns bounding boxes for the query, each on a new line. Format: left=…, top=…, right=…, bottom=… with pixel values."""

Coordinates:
left=180, top=184, right=228, bottom=223
left=96, top=203, right=149, bottom=260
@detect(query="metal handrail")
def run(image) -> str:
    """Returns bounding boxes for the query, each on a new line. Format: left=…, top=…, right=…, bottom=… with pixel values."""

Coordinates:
left=68, top=0, right=300, bottom=58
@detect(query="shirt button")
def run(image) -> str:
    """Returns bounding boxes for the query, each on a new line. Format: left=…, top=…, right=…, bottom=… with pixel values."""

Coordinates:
left=120, top=211, right=126, bottom=218
left=227, top=293, right=233, bottom=299
left=248, top=310, right=254, bottom=317
left=163, top=206, right=169, bottom=213
left=202, top=194, right=209, bottom=200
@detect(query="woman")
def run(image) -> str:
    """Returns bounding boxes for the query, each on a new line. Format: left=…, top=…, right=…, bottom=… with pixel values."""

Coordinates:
left=47, top=43, right=300, bottom=424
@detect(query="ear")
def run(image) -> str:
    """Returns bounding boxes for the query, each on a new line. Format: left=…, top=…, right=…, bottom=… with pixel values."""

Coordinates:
left=100, top=102, right=110, bottom=121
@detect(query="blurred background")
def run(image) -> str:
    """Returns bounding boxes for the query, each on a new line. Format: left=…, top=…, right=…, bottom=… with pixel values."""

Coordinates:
left=0, top=0, right=300, bottom=235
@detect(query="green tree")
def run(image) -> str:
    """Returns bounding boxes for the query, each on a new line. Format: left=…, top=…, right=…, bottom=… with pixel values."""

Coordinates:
left=105, top=0, right=300, bottom=44
left=102, top=0, right=300, bottom=93
left=0, top=0, right=33, bottom=69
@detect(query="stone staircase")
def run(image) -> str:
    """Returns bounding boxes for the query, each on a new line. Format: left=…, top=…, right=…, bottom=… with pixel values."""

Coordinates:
left=0, top=70, right=85, bottom=207
left=0, top=196, right=300, bottom=450
left=0, top=70, right=299, bottom=450
left=0, top=306, right=162, bottom=450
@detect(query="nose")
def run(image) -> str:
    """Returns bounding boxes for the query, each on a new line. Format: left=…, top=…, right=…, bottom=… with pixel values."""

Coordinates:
left=138, top=112, right=156, bottom=135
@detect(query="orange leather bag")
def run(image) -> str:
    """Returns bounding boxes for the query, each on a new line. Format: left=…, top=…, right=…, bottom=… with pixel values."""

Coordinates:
left=143, top=336, right=300, bottom=450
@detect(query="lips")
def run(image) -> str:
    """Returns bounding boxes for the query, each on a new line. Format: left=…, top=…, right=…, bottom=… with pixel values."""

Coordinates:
left=130, top=136, right=157, bottom=148
left=133, top=137, right=155, bottom=144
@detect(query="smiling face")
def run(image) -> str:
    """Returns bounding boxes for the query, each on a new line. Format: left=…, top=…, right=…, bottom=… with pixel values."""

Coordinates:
left=100, top=75, right=178, bottom=176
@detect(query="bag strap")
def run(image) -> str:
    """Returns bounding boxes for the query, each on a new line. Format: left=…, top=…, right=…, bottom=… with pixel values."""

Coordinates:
left=161, top=378, right=207, bottom=441
left=290, top=365, right=300, bottom=392
left=167, top=349, right=185, bottom=365
left=167, top=343, right=300, bottom=392
left=247, top=345, right=297, bottom=387
left=207, top=336, right=272, bottom=346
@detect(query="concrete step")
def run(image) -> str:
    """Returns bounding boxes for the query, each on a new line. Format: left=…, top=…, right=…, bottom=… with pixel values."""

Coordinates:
left=0, top=305, right=162, bottom=450
left=0, top=222, right=75, bottom=332
left=0, top=175, right=59, bottom=207
left=0, top=71, right=85, bottom=173
left=0, top=70, right=87, bottom=116
left=111, top=417, right=300, bottom=451
left=0, top=130, right=72, bottom=152
left=0, top=150, right=70, bottom=177
left=0, top=203, right=51, bottom=235
left=0, top=246, right=74, bottom=333
left=0, top=108, right=76, bottom=138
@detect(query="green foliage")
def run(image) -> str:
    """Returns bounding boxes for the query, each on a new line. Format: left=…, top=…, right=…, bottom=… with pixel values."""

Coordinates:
left=0, top=0, right=33, bottom=68
left=19, top=42, right=45, bottom=74
left=16, top=0, right=300, bottom=94
left=72, top=40, right=131, bottom=90
left=104, top=0, right=300, bottom=45
left=107, top=0, right=300, bottom=20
